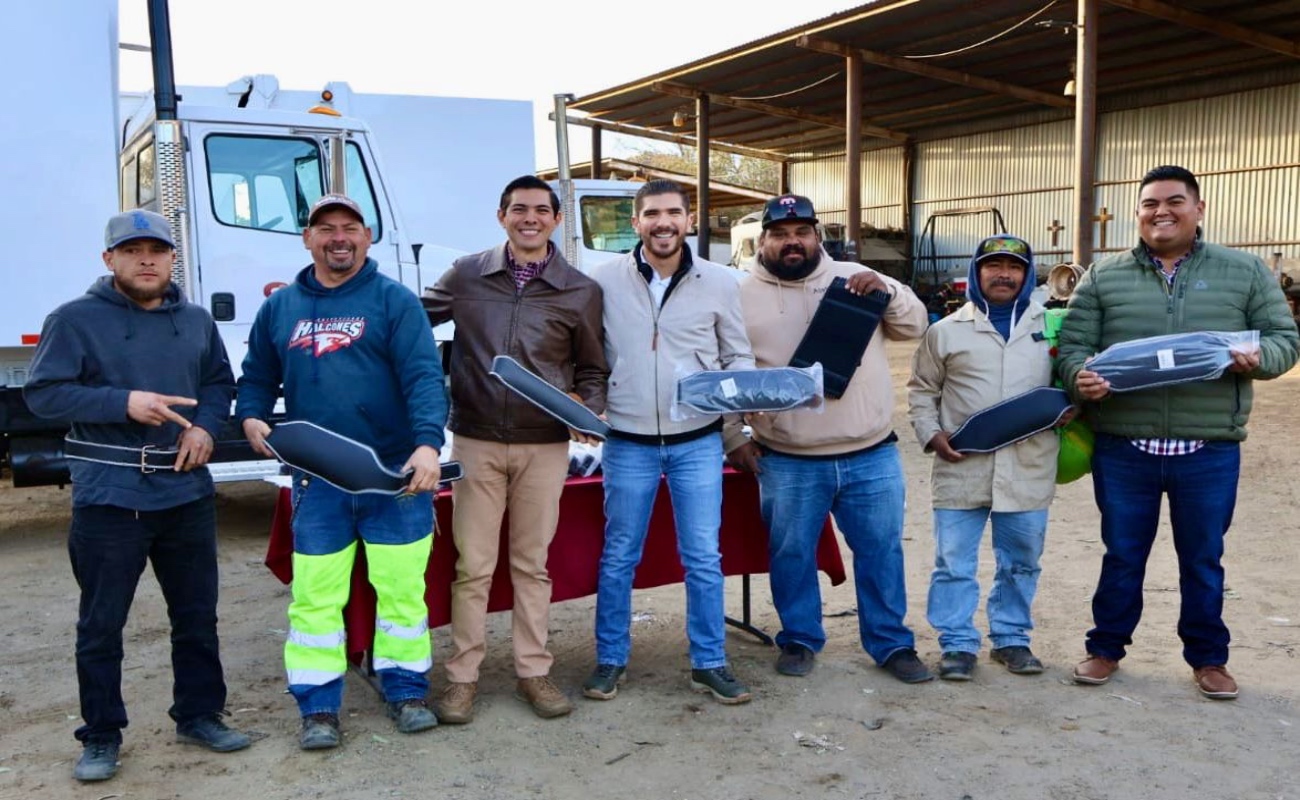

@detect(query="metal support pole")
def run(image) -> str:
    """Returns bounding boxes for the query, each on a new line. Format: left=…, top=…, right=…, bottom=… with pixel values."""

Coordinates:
left=591, top=125, right=602, bottom=180
left=845, top=52, right=863, bottom=262
left=1071, top=0, right=1099, bottom=267
left=696, top=95, right=711, bottom=261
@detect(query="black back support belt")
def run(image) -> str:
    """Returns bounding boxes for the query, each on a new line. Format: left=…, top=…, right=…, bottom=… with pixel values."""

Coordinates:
left=264, top=420, right=462, bottom=495
left=489, top=355, right=610, bottom=440
left=64, top=437, right=179, bottom=472
left=789, top=279, right=890, bottom=399
left=946, top=387, right=1074, bottom=454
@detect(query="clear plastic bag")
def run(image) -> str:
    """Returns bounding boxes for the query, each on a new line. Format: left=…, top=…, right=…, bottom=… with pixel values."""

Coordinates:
left=568, top=440, right=602, bottom=478
left=1088, top=330, right=1260, bottom=393
left=670, top=363, right=825, bottom=422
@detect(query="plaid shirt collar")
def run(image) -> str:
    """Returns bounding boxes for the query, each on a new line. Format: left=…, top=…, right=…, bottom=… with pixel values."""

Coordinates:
left=504, top=241, right=555, bottom=289
left=1141, top=231, right=1203, bottom=281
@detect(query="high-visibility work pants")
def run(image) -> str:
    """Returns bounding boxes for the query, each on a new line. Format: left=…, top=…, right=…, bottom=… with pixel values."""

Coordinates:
left=285, top=475, right=434, bottom=715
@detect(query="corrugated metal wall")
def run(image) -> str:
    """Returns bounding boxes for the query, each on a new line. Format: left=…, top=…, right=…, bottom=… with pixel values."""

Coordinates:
left=790, top=147, right=906, bottom=232
left=789, top=81, right=1300, bottom=282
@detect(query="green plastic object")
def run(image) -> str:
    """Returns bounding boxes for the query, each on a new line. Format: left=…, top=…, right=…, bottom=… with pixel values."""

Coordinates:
left=1044, top=307, right=1093, bottom=484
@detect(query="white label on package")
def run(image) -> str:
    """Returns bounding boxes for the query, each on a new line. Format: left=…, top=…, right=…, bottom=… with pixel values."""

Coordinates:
left=720, top=378, right=738, bottom=398
left=1156, top=348, right=1176, bottom=369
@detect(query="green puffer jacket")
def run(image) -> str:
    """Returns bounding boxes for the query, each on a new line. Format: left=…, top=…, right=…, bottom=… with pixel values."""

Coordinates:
left=1057, top=241, right=1299, bottom=441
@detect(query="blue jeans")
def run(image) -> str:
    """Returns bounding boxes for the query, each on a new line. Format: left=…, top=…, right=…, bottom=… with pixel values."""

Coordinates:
left=290, top=475, right=433, bottom=713
left=757, top=442, right=915, bottom=664
left=926, top=507, right=1048, bottom=653
left=68, top=497, right=227, bottom=745
left=1086, top=434, right=1240, bottom=667
left=596, top=434, right=727, bottom=670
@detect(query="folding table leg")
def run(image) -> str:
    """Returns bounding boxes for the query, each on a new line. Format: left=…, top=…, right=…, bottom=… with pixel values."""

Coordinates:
left=724, top=574, right=773, bottom=646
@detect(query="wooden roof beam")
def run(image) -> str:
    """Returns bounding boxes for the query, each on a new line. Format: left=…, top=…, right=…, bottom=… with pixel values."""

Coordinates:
left=653, top=81, right=909, bottom=143
left=1103, top=0, right=1300, bottom=59
left=797, top=34, right=1074, bottom=109
left=549, top=113, right=791, bottom=163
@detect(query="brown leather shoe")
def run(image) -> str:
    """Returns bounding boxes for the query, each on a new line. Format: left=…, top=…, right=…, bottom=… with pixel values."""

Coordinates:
left=1193, top=665, right=1239, bottom=700
left=515, top=676, right=573, bottom=719
left=434, top=682, right=477, bottom=724
left=1071, top=654, right=1119, bottom=685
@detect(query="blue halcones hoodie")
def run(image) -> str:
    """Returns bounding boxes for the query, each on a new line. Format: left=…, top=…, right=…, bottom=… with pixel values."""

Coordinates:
left=24, top=276, right=235, bottom=510
left=236, top=258, right=447, bottom=464
left=967, top=235, right=1037, bottom=340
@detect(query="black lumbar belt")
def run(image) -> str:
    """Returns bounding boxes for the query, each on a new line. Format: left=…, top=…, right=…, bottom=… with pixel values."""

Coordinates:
left=489, top=355, right=610, bottom=440
left=64, top=437, right=179, bottom=473
left=946, top=387, right=1074, bottom=454
left=264, top=420, right=462, bottom=495
left=789, top=279, right=891, bottom=399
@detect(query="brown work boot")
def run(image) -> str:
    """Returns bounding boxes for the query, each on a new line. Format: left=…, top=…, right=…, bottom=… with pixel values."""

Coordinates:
left=1071, top=654, right=1119, bottom=685
left=515, top=676, right=573, bottom=719
left=434, top=682, right=477, bottom=724
left=1193, top=665, right=1239, bottom=700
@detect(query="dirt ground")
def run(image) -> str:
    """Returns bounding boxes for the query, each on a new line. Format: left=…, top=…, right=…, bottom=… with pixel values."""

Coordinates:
left=1, top=339, right=1297, bottom=800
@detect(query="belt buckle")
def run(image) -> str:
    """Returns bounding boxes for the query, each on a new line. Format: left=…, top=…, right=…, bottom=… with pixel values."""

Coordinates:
left=140, top=444, right=158, bottom=474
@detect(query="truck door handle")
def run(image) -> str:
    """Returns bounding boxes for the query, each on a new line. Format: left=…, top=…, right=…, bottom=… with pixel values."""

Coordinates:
left=211, top=292, right=235, bottom=322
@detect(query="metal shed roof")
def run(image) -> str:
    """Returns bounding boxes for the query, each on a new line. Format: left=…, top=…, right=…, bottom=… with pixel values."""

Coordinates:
left=564, top=0, right=1300, bottom=161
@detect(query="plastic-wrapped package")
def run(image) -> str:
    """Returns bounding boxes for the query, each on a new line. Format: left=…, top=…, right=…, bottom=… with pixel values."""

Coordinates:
left=671, top=364, right=824, bottom=421
left=1088, top=330, right=1260, bottom=393
left=568, top=441, right=602, bottom=478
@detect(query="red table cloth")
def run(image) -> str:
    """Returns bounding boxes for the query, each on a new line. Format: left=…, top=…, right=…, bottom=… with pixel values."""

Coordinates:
left=265, top=469, right=845, bottom=660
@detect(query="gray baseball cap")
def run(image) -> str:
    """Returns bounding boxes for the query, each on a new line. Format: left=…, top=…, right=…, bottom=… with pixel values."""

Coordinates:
left=307, top=193, right=365, bottom=226
left=105, top=209, right=175, bottom=250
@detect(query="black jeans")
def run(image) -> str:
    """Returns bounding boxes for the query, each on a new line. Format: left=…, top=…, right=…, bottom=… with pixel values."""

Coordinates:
left=68, top=496, right=228, bottom=744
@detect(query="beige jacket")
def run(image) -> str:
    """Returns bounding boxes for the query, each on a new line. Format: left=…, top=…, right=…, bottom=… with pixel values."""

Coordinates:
left=589, top=250, right=754, bottom=442
left=907, top=300, right=1058, bottom=511
left=738, top=251, right=927, bottom=456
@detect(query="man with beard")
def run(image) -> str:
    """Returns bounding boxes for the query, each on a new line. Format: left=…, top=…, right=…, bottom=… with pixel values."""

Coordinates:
left=583, top=180, right=756, bottom=705
left=25, top=210, right=251, bottom=782
left=422, top=175, right=607, bottom=722
left=907, top=235, right=1063, bottom=682
left=727, top=194, right=931, bottom=683
left=238, top=194, right=448, bottom=749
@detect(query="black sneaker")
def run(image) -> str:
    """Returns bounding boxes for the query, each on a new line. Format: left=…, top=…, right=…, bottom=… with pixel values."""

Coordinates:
left=176, top=713, right=252, bottom=752
left=938, top=651, right=978, bottom=681
left=299, top=712, right=341, bottom=751
left=881, top=648, right=935, bottom=684
left=582, top=664, right=626, bottom=700
left=72, top=740, right=120, bottom=782
left=387, top=698, right=438, bottom=734
left=689, top=666, right=753, bottom=705
left=991, top=645, right=1045, bottom=675
left=775, top=643, right=816, bottom=677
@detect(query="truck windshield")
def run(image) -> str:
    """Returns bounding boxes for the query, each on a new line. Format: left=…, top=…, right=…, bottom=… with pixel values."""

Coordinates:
left=580, top=196, right=639, bottom=254
left=204, top=135, right=382, bottom=239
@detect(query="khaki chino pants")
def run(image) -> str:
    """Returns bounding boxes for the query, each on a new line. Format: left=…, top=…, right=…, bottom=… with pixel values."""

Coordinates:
left=445, top=436, right=569, bottom=683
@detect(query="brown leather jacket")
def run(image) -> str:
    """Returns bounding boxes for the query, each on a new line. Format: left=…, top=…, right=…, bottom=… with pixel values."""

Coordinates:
left=422, top=244, right=608, bottom=444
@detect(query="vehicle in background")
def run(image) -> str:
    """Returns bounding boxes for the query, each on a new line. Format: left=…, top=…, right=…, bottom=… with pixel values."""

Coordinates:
left=0, top=0, right=530, bottom=487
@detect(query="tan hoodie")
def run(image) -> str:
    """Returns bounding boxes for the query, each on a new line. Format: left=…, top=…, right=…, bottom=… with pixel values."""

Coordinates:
left=737, top=250, right=927, bottom=456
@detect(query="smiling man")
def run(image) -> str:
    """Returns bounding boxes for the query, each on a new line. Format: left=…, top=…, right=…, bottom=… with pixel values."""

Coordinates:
left=422, top=175, right=607, bottom=723
left=1058, top=165, right=1299, bottom=699
left=25, top=210, right=249, bottom=781
left=584, top=179, right=756, bottom=706
left=238, top=193, right=448, bottom=748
